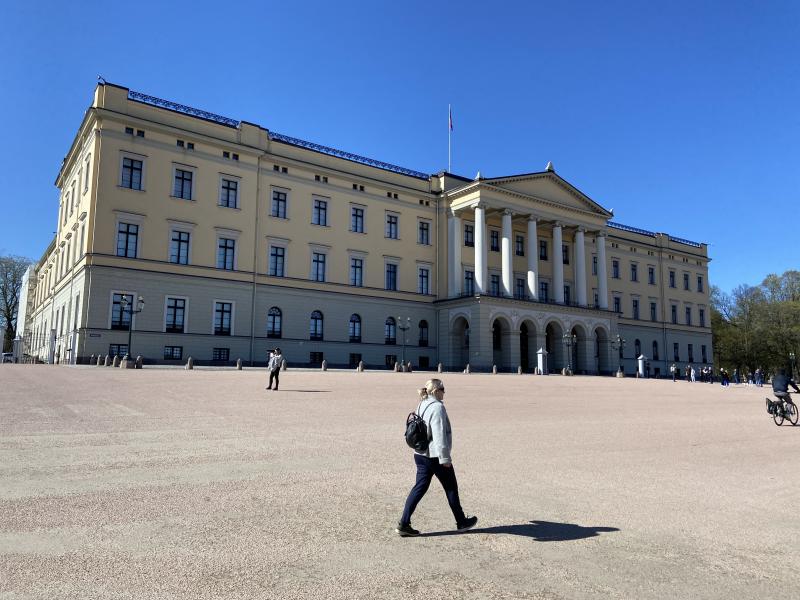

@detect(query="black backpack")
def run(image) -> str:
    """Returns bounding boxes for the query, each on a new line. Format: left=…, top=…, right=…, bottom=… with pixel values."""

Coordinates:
left=404, top=400, right=439, bottom=452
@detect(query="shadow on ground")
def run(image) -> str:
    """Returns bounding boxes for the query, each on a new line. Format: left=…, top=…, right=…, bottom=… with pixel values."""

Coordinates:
left=422, top=520, right=619, bottom=541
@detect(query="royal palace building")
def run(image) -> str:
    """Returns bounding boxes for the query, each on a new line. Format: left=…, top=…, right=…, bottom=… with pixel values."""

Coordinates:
left=20, top=82, right=712, bottom=374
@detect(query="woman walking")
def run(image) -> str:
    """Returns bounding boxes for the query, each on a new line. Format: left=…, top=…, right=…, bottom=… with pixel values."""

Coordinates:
left=396, top=378, right=477, bottom=537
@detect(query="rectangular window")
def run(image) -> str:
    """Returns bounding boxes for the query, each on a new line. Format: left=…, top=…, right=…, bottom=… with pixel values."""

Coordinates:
left=613, top=297, right=621, bottom=313
left=351, top=207, right=364, bottom=232
left=669, top=270, right=676, bottom=288
left=385, top=263, right=398, bottom=291
left=173, top=169, right=193, bottom=200
left=564, top=285, right=571, bottom=305
left=592, top=256, right=597, bottom=275
left=350, top=258, right=363, bottom=286
left=539, top=240, right=548, bottom=260
left=464, top=270, right=474, bottom=295
left=170, top=230, right=190, bottom=264
left=269, top=246, right=285, bottom=277
left=631, top=263, right=638, bottom=282
left=674, top=343, right=680, bottom=361
left=310, top=352, right=324, bottom=366
left=116, top=223, right=138, bottom=258
left=349, top=353, right=362, bottom=368
left=418, top=221, right=430, bottom=245
left=515, top=235, right=525, bottom=256
left=648, top=266, right=656, bottom=285
left=219, top=178, right=238, bottom=208
left=418, top=267, right=430, bottom=295
left=109, top=343, right=128, bottom=357
left=632, top=298, right=640, bottom=320
left=212, top=348, right=230, bottom=361
left=540, top=281, right=549, bottom=302
left=312, top=252, right=326, bottom=282
left=490, top=230, right=500, bottom=252
left=685, top=306, right=692, bottom=326
left=701, top=345, right=707, bottom=363
left=384, top=354, right=397, bottom=369
left=688, top=343, right=694, bottom=363
left=464, top=224, right=474, bottom=247
left=164, top=346, right=183, bottom=360
left=217, top=238, right=235, bottom=270
left=165, top=297, right=185, bottom=333
left=683, top=273, right=690, bottom=291
left=515, top=278, right=525, bottom=299
left=699, top=308, right=706, bottom=327
left=121, top=157, right=143, bottom=190
left=562, top=244, right=569, bottom=265
left=214, top=302, right=232, bottom=336
left=271, top=190, right=287, bottom=218
left=650, top=302, right=657, bottom=322
left=612, top=260, right=620, bottom=279
left=594, top=292, right=599, bottom=308
left=490, top=274, right=500, bottom=296
left=111, top=293, right=133, bottom=330
left=386, top=214, right=399, bottom=239
left=84, top=156, right=91, bottom=192
left=312, top=198, right=328, bottom=226
left=697, top=275, right=704, bottom=293
left=671, top=305, right=678, bottom=324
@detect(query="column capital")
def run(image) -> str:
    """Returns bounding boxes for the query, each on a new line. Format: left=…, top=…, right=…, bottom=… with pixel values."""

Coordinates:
left=502, top=208, right=514, bottom=217
left=471, top=201, right=487, bottom=210
left=527, top=214, right=538, bottom=222
left=553, top=221, right=564, bottom=228
left=576, top=226, right=586, bottom=234
left=595, top=230, right=608, bottom=238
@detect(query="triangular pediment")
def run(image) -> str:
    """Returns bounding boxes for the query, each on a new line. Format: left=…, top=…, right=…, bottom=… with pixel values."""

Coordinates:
left=483, top=172, right=612, bottom=218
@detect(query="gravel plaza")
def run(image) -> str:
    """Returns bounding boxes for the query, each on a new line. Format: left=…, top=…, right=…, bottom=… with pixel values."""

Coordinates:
left=1, top=365, right=798, bottom=599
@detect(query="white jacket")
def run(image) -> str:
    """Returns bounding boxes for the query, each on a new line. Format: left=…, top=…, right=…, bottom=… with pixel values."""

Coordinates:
left=414, top=397, right=453, bottom=465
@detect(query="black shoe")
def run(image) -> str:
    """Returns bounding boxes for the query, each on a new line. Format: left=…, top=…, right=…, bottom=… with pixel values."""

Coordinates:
left=266, top=387, right=272, bottom=390
left=395, top=523, right=420, bottom=537
left=457, top=516, right=478, bottom=531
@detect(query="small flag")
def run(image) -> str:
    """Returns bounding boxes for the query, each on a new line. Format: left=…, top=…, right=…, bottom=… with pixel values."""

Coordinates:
left=449, top=106, right=454, bottom=131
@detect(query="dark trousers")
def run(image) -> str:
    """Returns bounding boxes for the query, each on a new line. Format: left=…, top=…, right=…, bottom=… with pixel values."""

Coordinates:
left=268, top=369, right=280, bottom=389
left=400, top=454, right=466, bottom=526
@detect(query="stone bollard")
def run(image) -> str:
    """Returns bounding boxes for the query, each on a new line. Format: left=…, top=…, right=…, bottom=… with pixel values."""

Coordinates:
left=394, top=362, right=400, bottom=372
left=437, top=362, right=443, bottom=373
left=90, top=354, right=95, bottom=365
left=104, top=354, right=111, bottom=366
left=186, top=356, right=194, bottom=370
left=96, top=355, right=102, bottom=366
left=321, top=359, right=328, bottom=371
left=121, top=354, right=134, bottom=369
left=281, top=359, right=287, bottom=371
left=464, top=363, right=470, bottom=374
left=406, top=361, right=412, bottom=373
left=492, top=365, right=498, bottom=374
left=135, top=355, right=143, bottom=369
left=236, top=358, right=243, bottom=370
left=518, top=366, right=523, bottom=375
left=357, top=360, right=365, bottom=372
left=113, top=355, right=121, bottom=368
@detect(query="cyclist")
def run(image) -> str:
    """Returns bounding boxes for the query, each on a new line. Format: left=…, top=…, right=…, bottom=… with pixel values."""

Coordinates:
left=772, top=369, right=800, bottom=413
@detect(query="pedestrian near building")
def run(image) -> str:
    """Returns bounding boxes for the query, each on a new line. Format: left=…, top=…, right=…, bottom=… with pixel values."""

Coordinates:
left=396, top=378, right=478, bottom=537
left=684, top=364, right=691, bottom=382
left=690, top=366, right=696, bottom=382
left=266, top=348, right=283, bottom=391
left=670, top=363, right=677, bottom=382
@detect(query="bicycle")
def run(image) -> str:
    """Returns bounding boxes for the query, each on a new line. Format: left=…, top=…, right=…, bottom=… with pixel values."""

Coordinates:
left=766, top=393, right=799, bottom=426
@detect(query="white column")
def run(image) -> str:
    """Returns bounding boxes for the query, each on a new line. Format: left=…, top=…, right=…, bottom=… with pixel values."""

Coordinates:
left=447, top=212, right=462, bottom=297
left=575, top=227, right=587, bottom=306
left=553, top=222, right=564, bottom=304
left=527, top=216, right=538, bottom=300
left=501, top=209, right=513, bottom=297
left=474, top=203, right=487, bottom=294
left=596, top=232, right=608, bottom=309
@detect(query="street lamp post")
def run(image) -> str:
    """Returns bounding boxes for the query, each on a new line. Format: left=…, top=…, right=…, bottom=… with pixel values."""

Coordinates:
left=790, top=351, right=797, bottom=379
left=610, top=334, right=626, bottom=376
left=120, top=295, right=145, bottom=359
left=562, top=333, right=577, bottom=374
left=397, top=316, right=411, bottom=369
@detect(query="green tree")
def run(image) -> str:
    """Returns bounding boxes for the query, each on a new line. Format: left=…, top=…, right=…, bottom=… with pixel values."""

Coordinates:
left=0, top=255, right=33, bottom=352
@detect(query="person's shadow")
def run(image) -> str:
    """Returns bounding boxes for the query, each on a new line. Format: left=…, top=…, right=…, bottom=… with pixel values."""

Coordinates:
left=421, top=520, right=619, bottom=541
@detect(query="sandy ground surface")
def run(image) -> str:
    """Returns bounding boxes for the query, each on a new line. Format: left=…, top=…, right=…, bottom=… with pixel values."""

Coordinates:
left=0, top=365, right=798, bottom=599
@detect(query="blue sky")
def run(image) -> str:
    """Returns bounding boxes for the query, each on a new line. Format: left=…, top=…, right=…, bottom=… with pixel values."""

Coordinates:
left=1, top=0, right=797, bottom=293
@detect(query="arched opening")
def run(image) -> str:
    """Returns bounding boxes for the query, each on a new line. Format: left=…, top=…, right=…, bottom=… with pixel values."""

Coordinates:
left=349, top=314, right=361, bottom=343
left=309, top=310, right=323, bottom=341
left=491, top=316, right=514, bottom=371
left=571, top=324, right=589, bottom=374
left=519, top=319, right=537, bottom=373
left=451, top=316, right=470, bottom=369
left=267, top=307, right=282, bottom=338
left=634, top=339, right=642, bottom=358
left=418, top=320, right=429, bottom=347
left=545, top=321, right=565, bottom=373
left=594, top=326, right=611, bottom=375
left=385, top=317, right=396, bottom=345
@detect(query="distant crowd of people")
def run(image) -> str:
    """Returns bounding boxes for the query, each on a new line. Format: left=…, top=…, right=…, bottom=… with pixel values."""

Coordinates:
left=669, top=364, right=768, bottom=387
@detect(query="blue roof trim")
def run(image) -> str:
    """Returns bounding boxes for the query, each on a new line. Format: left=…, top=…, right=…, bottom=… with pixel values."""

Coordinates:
left=128, top=90, right=241, bottom=128
left=269, top=132, right=430, bottom=180
left=608, top=221, right=702, bottom=248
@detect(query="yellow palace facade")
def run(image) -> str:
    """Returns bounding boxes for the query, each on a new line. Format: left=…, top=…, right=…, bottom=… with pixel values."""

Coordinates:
left=21, top=82, right=712, bottom=374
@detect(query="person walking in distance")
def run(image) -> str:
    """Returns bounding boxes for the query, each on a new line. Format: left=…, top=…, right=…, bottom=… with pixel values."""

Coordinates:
left=266, top=348, right=283, bottom=391
left=670, top=363, right=677, bottom=382
left=396, top=379, right=478, bottom=537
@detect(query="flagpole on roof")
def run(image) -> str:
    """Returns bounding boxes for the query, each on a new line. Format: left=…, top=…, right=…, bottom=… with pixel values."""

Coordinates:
left=448, top=104, right=452, bottom=173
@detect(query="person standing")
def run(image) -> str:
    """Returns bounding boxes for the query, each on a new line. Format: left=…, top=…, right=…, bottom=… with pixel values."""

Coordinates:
left=266, top=348, right=283, bottom=390
left=690, top=366, right=696, bottom=383
left=670, top=363, right=677, bottom=382
left=396, top=379, right=477, bottom=537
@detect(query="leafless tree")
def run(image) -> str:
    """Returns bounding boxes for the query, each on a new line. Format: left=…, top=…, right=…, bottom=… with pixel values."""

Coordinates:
left=0, top=255, right=32, bottom=351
